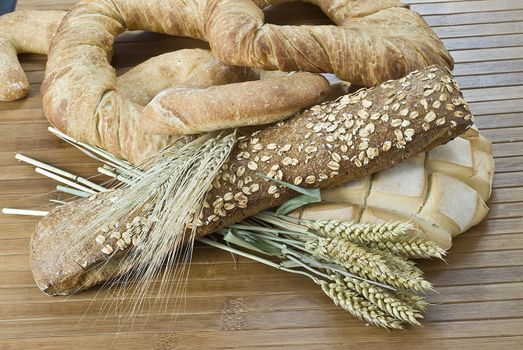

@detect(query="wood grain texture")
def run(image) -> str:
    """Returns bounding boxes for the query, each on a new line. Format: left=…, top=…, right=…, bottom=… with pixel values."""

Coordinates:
left=0, top=0, right=522, bottom=349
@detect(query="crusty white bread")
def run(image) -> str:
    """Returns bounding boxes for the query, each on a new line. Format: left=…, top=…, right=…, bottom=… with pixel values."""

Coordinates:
left=2, top=0, right=451, bottom=101
left=297, top=130, right=493, bottom=250
left=0, top=10, right=65, bottom=101
left=140, top=72, right=330, bottom=135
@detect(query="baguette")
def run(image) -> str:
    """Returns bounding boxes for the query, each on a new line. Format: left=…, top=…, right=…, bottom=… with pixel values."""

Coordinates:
left=31, top=66, right=473, bottom=295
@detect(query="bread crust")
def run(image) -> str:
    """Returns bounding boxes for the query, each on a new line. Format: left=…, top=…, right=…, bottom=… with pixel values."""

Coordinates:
left=31, top=66, right=473, bottom=295
left=206, top=0, right=453, bottom=85
left=0, top=10, right=65, bottom=101
left=141, top=72, right=331, bottom=134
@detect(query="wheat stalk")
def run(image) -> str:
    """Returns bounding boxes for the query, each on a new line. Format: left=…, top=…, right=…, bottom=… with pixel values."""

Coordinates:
left=2, top=128, right=444, bottom=329
left=305, top=236, right=393, bottom=275
left=308, top=220, right=414, bottom=244
left=368, top=238, right=446, bottom=259
left=341, top=275, right=424, bottom=325
left=319, top=277, right=404, bottom=329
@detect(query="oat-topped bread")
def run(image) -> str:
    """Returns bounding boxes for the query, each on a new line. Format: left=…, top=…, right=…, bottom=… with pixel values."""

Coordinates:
left=294, top=127, right=494, bottom=250
left=32, top=66, right=474, bottom=295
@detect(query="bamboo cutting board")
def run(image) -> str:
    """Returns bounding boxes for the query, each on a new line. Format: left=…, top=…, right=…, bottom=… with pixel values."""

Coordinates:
left=1, top=1, right=522, bottom=349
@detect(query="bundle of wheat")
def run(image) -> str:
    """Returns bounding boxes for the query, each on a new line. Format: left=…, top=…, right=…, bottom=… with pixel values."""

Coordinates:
left=4, top=130, right=443, bottom=328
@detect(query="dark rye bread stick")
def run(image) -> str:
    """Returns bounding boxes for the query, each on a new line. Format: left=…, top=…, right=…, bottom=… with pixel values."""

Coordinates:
left=31, top=66, right=473, bottom=295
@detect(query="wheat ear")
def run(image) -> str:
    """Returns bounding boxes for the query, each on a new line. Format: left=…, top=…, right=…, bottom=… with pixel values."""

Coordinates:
left=368, top=237, right=446, bottom=259
left=319, top=277, right=404, bottom=329
left=308, top=220, right=414, bottom=244
left=341, top=275, right=424, bottom=325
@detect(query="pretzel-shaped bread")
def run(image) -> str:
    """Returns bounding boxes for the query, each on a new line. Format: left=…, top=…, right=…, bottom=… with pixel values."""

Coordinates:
left=36, top=1, right=329, bottom=162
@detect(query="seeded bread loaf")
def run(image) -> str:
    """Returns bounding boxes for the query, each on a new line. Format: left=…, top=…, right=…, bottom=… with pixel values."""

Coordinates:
left=294, top=128, right=494, bottom=250
left=31, top=66, right=474, bottom=295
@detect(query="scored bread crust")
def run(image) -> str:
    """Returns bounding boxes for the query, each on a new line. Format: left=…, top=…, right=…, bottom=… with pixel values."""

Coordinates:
left=31, top=66, right=473, bottom=295
left=299, top=128, right=494, bottom=250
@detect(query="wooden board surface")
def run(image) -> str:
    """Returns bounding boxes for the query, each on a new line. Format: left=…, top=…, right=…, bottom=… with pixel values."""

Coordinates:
left=1, top=0, right=522, bottom=349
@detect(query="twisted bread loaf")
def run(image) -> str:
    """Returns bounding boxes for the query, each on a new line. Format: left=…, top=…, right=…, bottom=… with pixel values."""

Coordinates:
left=206, top=0, right=452, bottom=85
left=295, top=128, right=494, bottom=250
left=32, top=66, right=473, bottom=295
left=0, top=9, right=330, bottom=162
left=41, top=0, right=332, bottom=163
left=4, top=0, right=451, bottom=103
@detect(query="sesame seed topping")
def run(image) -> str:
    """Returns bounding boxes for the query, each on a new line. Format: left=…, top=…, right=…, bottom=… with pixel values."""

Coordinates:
left=358, top=141, right=369, bottom=150
left=280, top=144, right=292, bottom=152
left=366, top=147, right=379, bottom=159
left=391, top=119, right=402, bottom=127
left=248, top=161, right=258, bottom=171
left=409, top=111, right=419, bottom=119
left=394, top=129, right=404, bottom=141
left=252, top=143, right=264, bottom=151
left=224, top=203, right=235, bottom=211
left=305, top=146, right=318, bottom=154
left=404, top=129, right=415, bottom=139
left=358, top=110, right=369, bottom=119
left=236, top=166, right=245, bottom=177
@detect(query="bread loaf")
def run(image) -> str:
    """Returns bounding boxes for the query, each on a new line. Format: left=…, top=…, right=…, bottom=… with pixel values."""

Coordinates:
left=295, top=128, right=493, bottom=250
left=206, top=0, right=452, bottom=85
left=31, top=66, right=473, bottom=295
left=2, top=0, right=451, bottom=102
left=0, top=10, right=65, bottom=101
